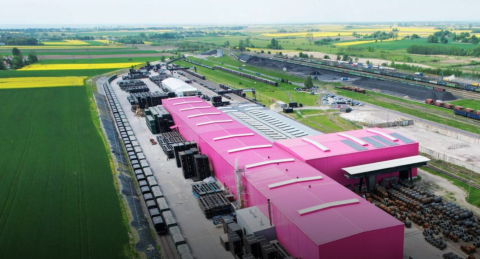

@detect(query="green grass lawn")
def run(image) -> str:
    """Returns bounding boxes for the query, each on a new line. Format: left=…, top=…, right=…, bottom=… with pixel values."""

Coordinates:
left=174, top=59, right=318, bottom=106
left=299, top=109, right=324, bottom=115
left=422, top=167, right=480, bottom=208
left=450, top=99, right=480, bottom=109
left=0, top=87, right=131, bottom=259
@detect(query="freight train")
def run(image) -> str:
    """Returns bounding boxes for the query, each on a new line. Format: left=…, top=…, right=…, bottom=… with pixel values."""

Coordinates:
left=184, top=59, right=215, bottom=70
left=425, top=98, right=480, bottom=121
left=268, top=56, right=480, bottom=92
left=213, top=65, right=278, bottom=86
left=184, top=69, right=206, bottom=80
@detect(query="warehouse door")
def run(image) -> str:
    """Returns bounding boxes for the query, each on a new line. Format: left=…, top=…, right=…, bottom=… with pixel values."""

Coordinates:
left=399, top=170, right=409, bottom=180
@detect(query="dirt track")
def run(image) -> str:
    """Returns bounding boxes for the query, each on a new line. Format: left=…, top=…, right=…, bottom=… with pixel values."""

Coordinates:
left=38, top=53, right=171, bottom=59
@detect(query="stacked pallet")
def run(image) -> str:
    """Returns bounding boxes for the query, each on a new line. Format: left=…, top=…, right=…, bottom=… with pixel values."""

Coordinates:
left=193, top=155, right=211, bottom=181
left=129, top=92, right=168, bottom=109
left=192, top=181, right=222, bottom=196
left=156, top=131, right=186, bottom=158
left=179, top=149, right=198, bottom=179
left=145, top=115, right=158, bottom=134
left=197, top=193, right=232, bottom=218
left=147, top=105, right=174, bottom=133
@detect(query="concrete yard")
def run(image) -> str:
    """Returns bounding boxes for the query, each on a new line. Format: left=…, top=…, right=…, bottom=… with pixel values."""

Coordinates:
left=110, top=76, right=233, bottom=259
left=340, top=105, right=480, bottom=168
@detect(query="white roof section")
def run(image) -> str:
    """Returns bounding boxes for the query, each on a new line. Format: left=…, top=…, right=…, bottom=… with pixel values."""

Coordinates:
left=213, top=133, right=254, bottom=141
left=301, top=138, right=330, bottom=152
left=187, top=112, right=222, bottom=118
left=245, top=158, right=295, bottom=169
left=367, top=129, right=399, bottom=142
left=162, top=78, right=197, bottom=94
left=338, top=133, right=368, bottom=146
left=228, top=144, right=272, bottom=153
left=268, top=176, right=323, bottom=189
left=298, top=199, right=360, bottom=215
left=342, top=155, right=430, bottom=176
left=196, top=120, right=233, bottom=126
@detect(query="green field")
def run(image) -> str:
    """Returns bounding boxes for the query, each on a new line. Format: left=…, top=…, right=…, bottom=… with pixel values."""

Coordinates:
left=0, top=87, right=131, bottom=258
left=174, top=59, right=318, bottom=106
left=450, top=99, right=480, bottom=109
left=0, top=50, right=160, bottom=56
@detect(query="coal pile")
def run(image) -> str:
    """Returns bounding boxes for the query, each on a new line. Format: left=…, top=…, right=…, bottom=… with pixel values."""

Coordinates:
left=353, top=77, right=457, bottom=101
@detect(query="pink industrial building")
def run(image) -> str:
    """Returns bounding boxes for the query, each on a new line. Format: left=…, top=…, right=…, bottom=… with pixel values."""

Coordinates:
left=275, top=128, right=419, bottom=190
left=162, top=97, right=412, bottom=259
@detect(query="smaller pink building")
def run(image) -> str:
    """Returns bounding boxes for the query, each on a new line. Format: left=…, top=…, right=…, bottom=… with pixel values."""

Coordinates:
left=275, top=128, right=419, bottom=190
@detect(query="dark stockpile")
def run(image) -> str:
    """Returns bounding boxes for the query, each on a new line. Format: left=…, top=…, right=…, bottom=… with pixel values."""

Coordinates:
left=352, top=78, right=457, bottom=101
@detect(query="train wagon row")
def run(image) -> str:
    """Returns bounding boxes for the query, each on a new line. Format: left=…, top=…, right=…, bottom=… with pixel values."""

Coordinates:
left=425, top=99, right=480, bottom=121
left=184, top=69, right=206, bottom=80
left=213, top=65, right=278, bottom=86
left=270, top=56, right=480, bottom=92
left=184, top=59, right=215, bottom=70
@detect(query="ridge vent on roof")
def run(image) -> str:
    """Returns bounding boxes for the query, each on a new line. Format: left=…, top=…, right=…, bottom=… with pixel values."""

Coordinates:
left=173, top=101, right=203, bottom=106
left=228, top=144, right=272, bottom=153
left=268, top=176, right=323, bottom=189
left=180, top=106, right=212, bottom=111
left=167, top=96, right=197, bottom=101
left=213, top=133, right=254, bottom=141
left=337, top=133, right=368, bottom=146
left=187, top=112, right=221, bottom=118
left=245, top=158, right=295, bottom=169
left=367, top=129, right=398, bottom=142
left=298, top=199, right=360, bottom=215
left=196, top=120, right=232, bottom=126
left=301, top=138, right=330, bottom=152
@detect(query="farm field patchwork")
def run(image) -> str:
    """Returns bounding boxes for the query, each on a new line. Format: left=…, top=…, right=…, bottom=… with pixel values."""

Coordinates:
left=42, top=40, right=89, bottom=45
left=0, top=76, right=87, bottom=89
left=19, top=62, right=141, bottom=70
left=0, top=87, right=131, bottom=259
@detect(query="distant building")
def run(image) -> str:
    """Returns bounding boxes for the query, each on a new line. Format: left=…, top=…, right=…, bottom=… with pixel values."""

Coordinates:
left=216, top=49, right=224, bottom=57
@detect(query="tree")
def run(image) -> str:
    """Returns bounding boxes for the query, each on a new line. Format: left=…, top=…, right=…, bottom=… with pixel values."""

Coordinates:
left=260, top=50, right=264, bottom=53
left=239, top=40, right=245, bottom=51
left=245, top=37, right=251, bottom=47
left=160, top=56, right=166, bottom=62
left=471, top=35, right=479, bottom=45
left=12, top=47, right=21, bottom=56
left=304, top=75, right=313, bottom=88
left=306, top=33, right=314, bottom=45
left=324, top=55, right=330, bottom=59
left=268, top=51, right=271, bottom=54
left=427, top=35, right=439, bottom=43
left=342, top=54, right=349, bottom=61
left=139, top=32, right=147, bottom=38
left=27, top=52, right=38, bottom=64
left=0, top=56, right=6, bottom=70
left=12, top=55, right=24, bottom=69
left=411, top=34, right=420, bottom=40
left=366, top=60, right=370, bottom=65
left=336, top=54, right=341, bottom=60
left=440, top=35, right=448, bottom=44
left=355, top=57, right=359, bottom=62
left=223, top=41, right=230, bottom=47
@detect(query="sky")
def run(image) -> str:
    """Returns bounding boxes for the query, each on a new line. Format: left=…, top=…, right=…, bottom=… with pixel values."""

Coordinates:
left=1, top=0, right=479, bottom=27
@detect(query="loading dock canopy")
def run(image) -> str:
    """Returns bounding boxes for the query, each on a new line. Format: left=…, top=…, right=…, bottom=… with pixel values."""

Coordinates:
left=343, top=155, right=430, bottom=179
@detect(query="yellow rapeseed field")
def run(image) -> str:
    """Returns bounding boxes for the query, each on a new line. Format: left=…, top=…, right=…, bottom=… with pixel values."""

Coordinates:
left=42, top=40, right=89, bottom=45
left=334, top=39, right=395, bottom=46
left=0, top=77, right=87, bottom=89
left=0, top=45, right=123, bottom=49
left=19, top=63, right=141, bottom=71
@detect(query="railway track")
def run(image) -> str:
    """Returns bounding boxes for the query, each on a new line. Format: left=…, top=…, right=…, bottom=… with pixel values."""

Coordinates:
left=267, top=56, right=480, bottom=101
left=180, top=72, right=251, bottom=103
left=424, top=165, right=480, bottom=190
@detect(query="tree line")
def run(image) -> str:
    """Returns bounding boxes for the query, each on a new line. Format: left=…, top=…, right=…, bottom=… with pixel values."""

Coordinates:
left=5, top=37, right=39, bottom=45
left=407, top=45, right=480, bottom=57
left=0, top=48, right=38, bottom=70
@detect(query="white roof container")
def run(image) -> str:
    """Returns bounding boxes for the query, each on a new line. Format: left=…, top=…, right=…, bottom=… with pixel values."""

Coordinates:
left=161, top=78, right=198, bottom=97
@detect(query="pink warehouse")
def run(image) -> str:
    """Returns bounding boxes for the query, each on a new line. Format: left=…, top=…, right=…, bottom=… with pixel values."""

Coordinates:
left=163, top=97, right=405, bottom=259
left=275, top=128, right=419, bottom=189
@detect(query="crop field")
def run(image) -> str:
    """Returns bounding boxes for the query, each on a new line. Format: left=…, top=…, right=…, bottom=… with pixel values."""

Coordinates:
left=42, top=40, right=89, bottom=45
left=0, top=87, right=131, bottom=259
left=0, top=76, right=87, bottom=89
left=334, top=39, right=395, bottom=46
left=20, top=62, right=141, bottom=71
left=0, top=45, right=124, bottom=49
